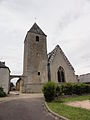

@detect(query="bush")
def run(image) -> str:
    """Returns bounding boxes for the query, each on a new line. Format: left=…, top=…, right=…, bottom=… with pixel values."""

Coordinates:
left=72, top=83, right=82, bottom=95
left=56, top=85, right=62, bottom=97
left=42, top=82, right=56, bottom=102
left=61, top=83, right=90, bottom=95
left=0, top=87, right=6, bottom=97
left=42, top=82, right=90, bottom=102
left=62, top=83, right=73, bottom=95
left=83, top=84, right=90, bottom=93
left=72, top=83, right=90, bottom=95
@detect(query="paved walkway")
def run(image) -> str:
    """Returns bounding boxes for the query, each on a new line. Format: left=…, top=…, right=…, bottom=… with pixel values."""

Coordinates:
left=66, top=100, right=90, bottom=110
left=0, top=93, right=57, bottom=120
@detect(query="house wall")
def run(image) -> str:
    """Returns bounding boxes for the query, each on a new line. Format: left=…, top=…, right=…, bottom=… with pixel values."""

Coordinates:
left=49, top=49, right=77, bottom=83
left=0, top=68, right=10, bottom=93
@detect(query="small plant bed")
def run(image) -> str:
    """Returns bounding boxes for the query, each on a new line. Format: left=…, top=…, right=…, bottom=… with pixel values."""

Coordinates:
left=47, top=95, right=90, bottom=120
left=0, top=87, right=6, bottom=97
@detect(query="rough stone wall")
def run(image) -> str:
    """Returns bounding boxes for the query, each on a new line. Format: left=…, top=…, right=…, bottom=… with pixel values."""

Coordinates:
left=16, top=79, right=22, bottom=91
left=0, top=68, right=10, bottom=93
left=49, top=49, right=77, bottom=83
left=23, top=32, right=48, bottom=93
left=16, top=80, right=20, bottom=91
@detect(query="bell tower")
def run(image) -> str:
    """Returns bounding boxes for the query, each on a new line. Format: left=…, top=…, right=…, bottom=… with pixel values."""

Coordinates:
left=22, top=23, right=48, bottom=93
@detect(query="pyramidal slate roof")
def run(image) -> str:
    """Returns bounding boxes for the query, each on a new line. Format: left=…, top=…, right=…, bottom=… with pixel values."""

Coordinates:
left=29, top=23, right=46, bottom=36
left=48, top=45, right=74, bottom=71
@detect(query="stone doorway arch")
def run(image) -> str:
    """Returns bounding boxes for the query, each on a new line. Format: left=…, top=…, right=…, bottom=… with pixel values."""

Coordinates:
left=9, top=75, right=24, bottom=93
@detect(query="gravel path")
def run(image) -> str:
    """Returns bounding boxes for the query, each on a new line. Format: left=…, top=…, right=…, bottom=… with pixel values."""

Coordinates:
left=66, top=100, right=90, bottom=110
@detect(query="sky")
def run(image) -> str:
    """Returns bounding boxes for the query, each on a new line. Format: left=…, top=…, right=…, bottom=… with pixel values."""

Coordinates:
left=0, top=0, right=90, bottom=80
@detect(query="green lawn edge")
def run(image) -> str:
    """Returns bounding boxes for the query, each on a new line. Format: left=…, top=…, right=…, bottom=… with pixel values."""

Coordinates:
left=47, top=95, right=90, bottom=120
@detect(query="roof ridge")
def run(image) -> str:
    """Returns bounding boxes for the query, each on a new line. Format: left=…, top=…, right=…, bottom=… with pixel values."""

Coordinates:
left=48, top=45, right=58, bottom=63
left=48, top=45, right=74, bottom=71
left=28, top=23, right=46, bottom=36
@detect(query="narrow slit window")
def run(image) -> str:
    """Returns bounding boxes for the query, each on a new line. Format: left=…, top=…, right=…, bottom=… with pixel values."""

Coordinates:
left=38, top=72, right=40, bottom=76
left=36, top=36, right=39, bottom=42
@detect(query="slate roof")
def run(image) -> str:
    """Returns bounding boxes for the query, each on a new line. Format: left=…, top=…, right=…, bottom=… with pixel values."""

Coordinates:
left=28, top=23, right=46, bottom=36
left=48, top=45, right=74, bottom=71
left=78, top=73, right=90, bottom=83
left=0, top=61, right=6, bottom=67
left=0, top=61, right=10, bottom=71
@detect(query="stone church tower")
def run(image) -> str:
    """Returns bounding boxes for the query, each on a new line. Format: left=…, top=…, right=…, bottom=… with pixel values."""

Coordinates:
left=22, top=23, right=48, bottom=93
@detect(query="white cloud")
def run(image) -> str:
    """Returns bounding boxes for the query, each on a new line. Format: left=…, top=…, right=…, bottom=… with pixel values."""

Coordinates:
left=0, top=0, right=90, bottom=76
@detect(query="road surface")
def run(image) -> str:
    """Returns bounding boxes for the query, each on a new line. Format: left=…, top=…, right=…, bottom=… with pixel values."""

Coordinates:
left=0, top=94, right=56, bottom=120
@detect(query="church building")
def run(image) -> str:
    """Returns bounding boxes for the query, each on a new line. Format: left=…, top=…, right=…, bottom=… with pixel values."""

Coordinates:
left=22, top=23, right=77, bottom=93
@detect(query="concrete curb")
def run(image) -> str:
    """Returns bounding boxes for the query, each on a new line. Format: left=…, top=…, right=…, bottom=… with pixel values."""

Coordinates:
left=44, top=102, right=69, bottom=120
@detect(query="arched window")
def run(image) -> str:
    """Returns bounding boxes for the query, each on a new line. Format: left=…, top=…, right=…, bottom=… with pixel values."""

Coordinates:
left=57, top=66, right=65, bottom=83
left=58, top=70, right=61, bottom=82
left=36, top=36, right=39, bottom=42
left=61, top=71, right=65, bottom=82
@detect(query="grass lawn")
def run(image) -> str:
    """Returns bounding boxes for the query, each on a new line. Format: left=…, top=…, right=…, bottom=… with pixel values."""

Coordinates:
left=47, top=95, right=90, bottom=120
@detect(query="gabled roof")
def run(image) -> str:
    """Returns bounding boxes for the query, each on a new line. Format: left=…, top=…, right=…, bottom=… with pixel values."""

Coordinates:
left=48, top=45, right=74, bottom=71
left=28, top=23, right=46, bottom=36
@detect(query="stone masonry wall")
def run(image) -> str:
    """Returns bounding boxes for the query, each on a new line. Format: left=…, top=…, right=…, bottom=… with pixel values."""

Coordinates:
left=50, top=48, right=77, bottom=83
left=23, top=32, right=48, bottom=93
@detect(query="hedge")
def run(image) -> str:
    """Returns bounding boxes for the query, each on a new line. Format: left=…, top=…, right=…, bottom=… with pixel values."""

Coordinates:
left=42, top=82, right=90, bottom=102
left=42, top=81, right=56, bottom=102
